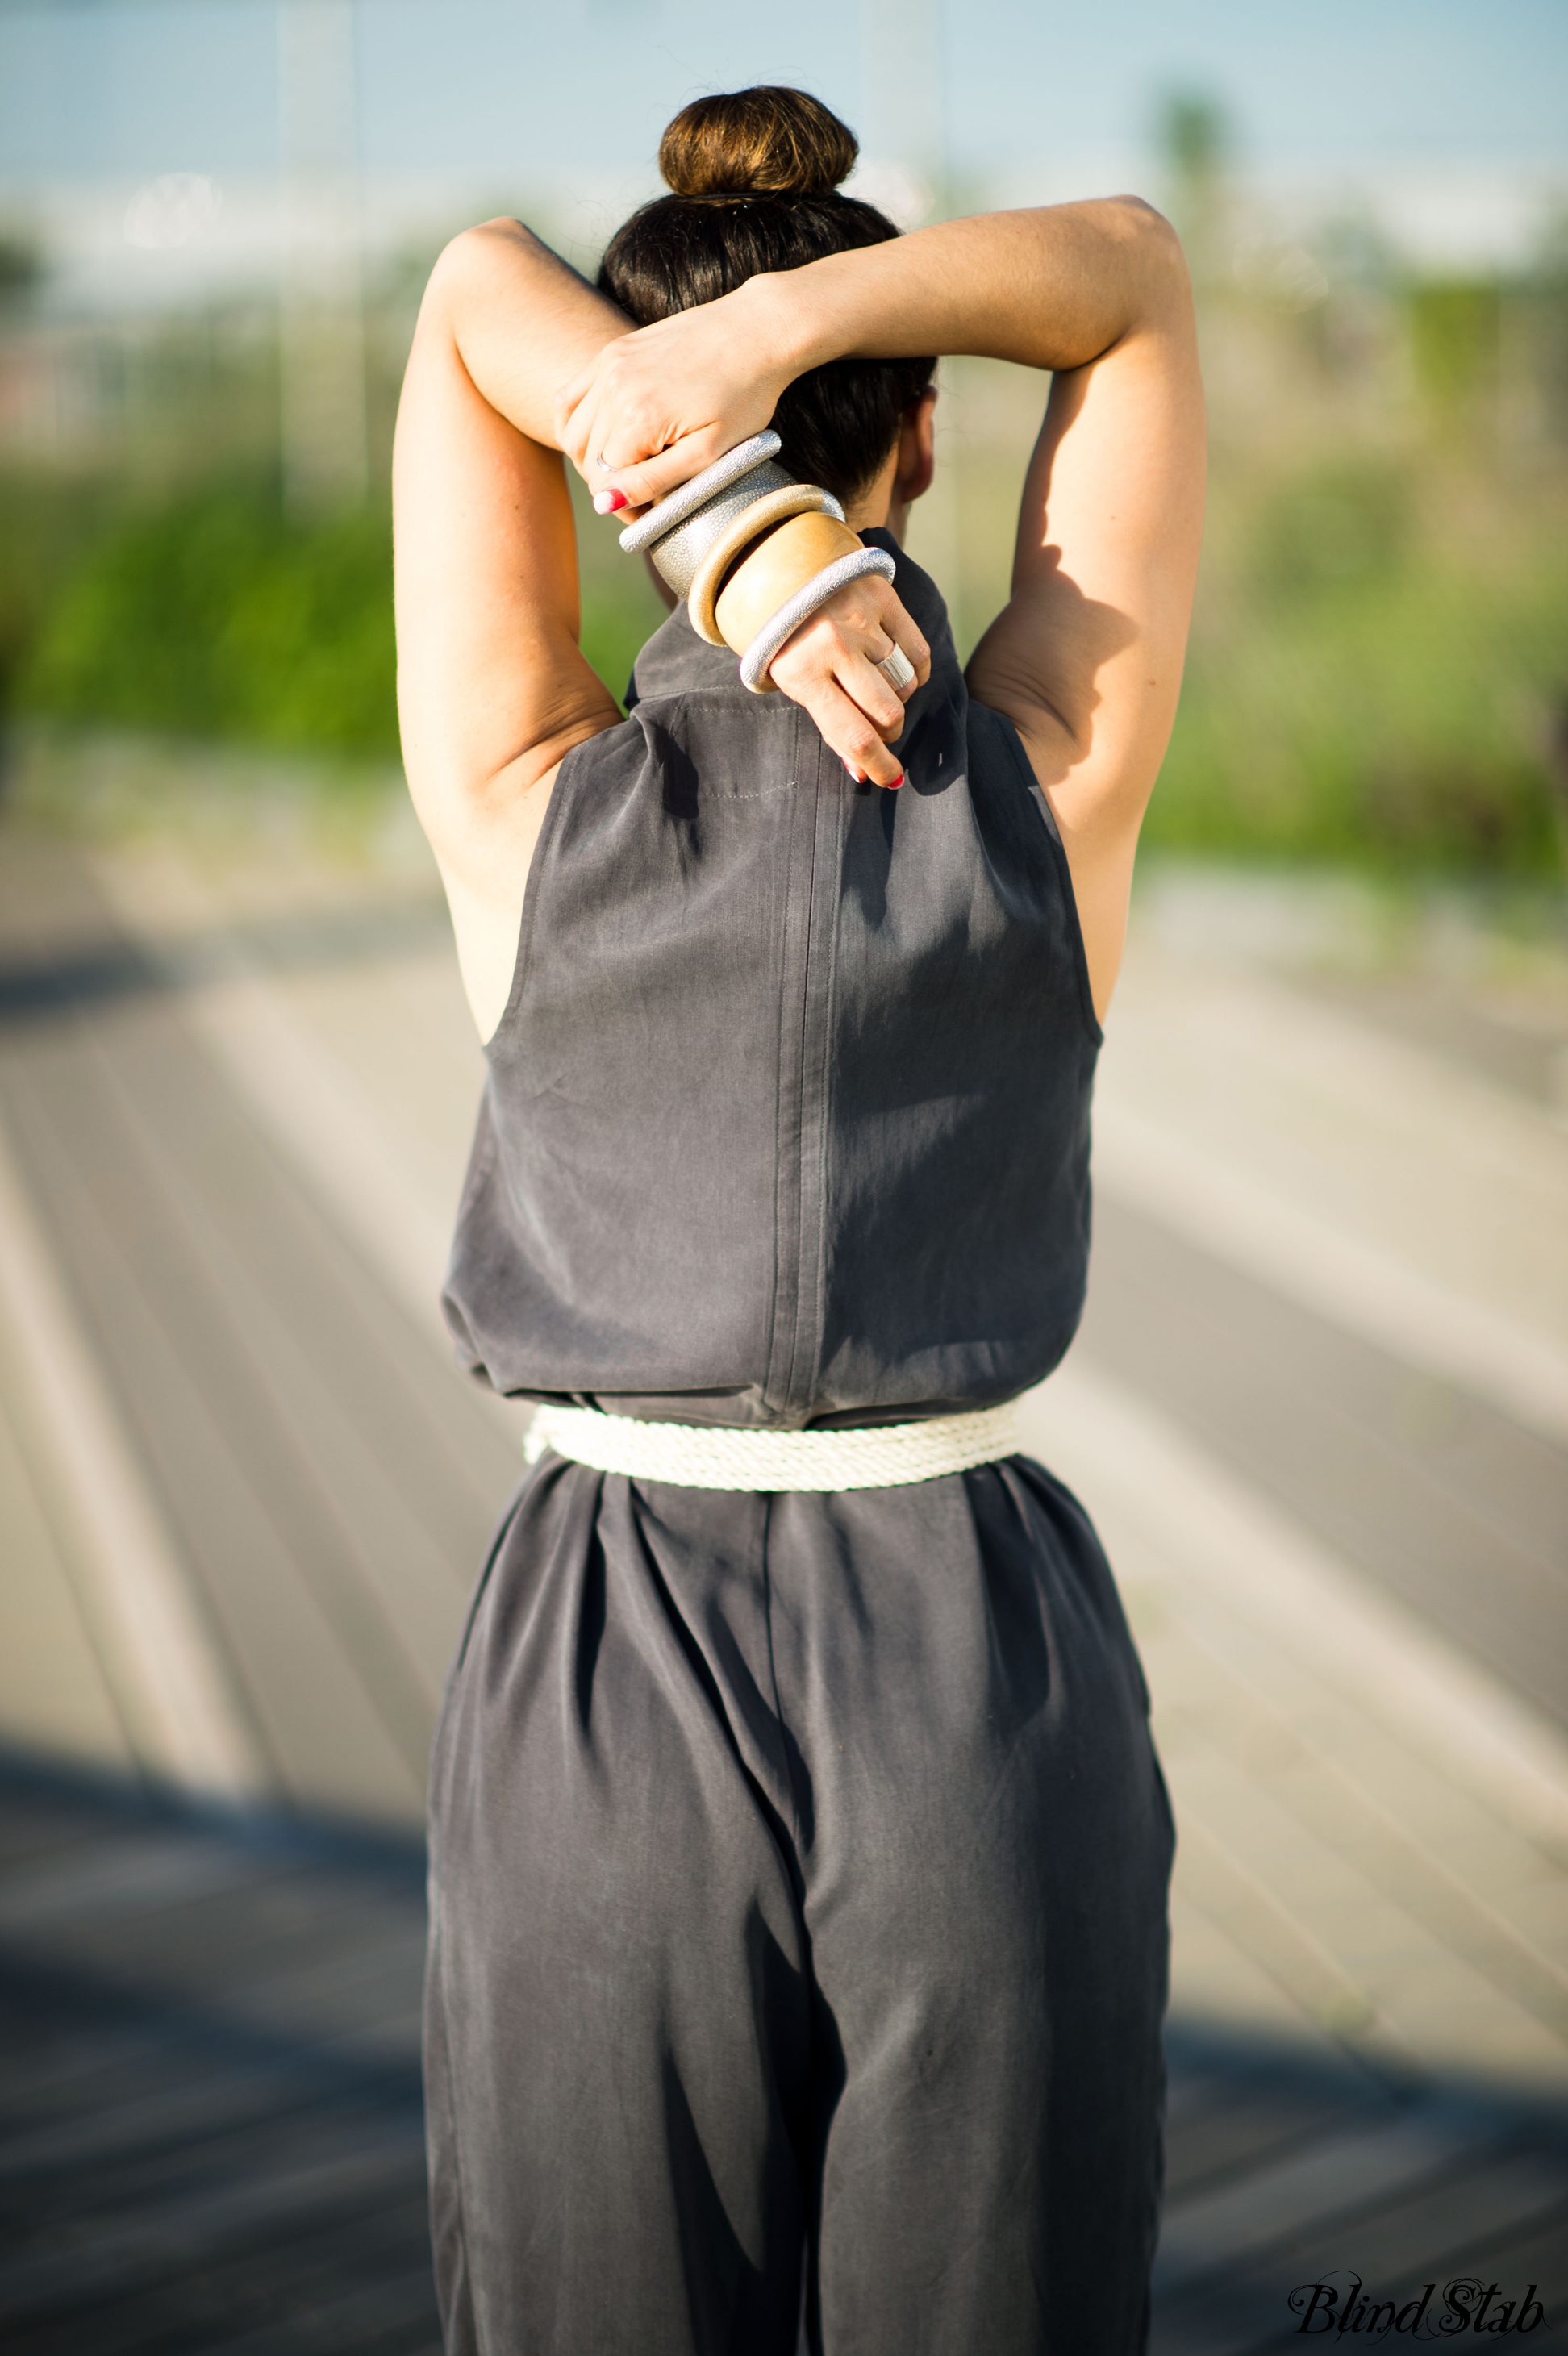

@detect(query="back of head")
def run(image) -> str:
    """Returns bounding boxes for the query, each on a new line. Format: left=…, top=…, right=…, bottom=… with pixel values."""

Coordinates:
left=598, top=88, right=934, bottom=506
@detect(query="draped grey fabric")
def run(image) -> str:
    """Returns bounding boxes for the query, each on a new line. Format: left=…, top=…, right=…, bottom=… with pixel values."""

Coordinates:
left=427, top=536, right=1172, bottom=2354
left=427, top=1457, right=1173, bottom=2356
left=441, top=533, right=1102, bottom=1429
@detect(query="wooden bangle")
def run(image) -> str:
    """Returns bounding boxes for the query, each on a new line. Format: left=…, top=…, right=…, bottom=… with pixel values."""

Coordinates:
left=686, top=485, right=848, bottom=646
left=738, top=547, right=899, bottom=694
left=712, top=510, right=865, bottom=653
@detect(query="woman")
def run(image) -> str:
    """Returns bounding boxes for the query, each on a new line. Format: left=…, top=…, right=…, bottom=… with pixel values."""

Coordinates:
left=395, top=85, right=1204, bottom=2356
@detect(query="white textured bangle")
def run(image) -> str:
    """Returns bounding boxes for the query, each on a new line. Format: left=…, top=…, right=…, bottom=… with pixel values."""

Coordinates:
left=738, top=547, right=898, bottom=694
left=617, top=431, right=782, bottom=557
left=639, top=461, right=798, bottom=599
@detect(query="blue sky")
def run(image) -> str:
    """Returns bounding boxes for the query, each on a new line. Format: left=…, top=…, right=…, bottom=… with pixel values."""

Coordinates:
left=2, top=0, right=1565, bottom=197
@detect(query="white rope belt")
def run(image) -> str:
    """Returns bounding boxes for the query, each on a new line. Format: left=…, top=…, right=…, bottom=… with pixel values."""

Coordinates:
left=523, top=1402, right=1021, bottom=1493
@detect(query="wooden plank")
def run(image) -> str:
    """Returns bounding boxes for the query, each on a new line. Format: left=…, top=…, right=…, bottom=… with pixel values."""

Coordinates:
left=194, top=2266, right=445, bottom=2356
left=1162, top=2082, right=1382, bottom=2203
left=0, top=1386, right=132, bottom=1774
left=0, top=1829, right=279, bottom=1934
left=5, top=1758, right=1566, bottom=2356
left=1078, top=1197, right=1568, bottom=1729
left=2, top=1040, right=426, bottom=1820
left=82, top=1019, right=485, bottom=1700
left=1154, top=2107, right=1485, bottom=2288
left=0, top=2050, right=365, bottom=2182
left=0, top=1769, right=436, bottom=2354
left=1155, top=2157, right=1568, bottom=2356
left=85, top=990, right=512, bottom=1537
left=1159, top=1633, right=1568, bottom=2046
left=0, top=828, right=516, bottom=1820
left=1265, top=2144, right=1568, bottom=2291
left=0, top=2134, right=429, bottom=2327
left=0, top=1095, right=257, bottom=1797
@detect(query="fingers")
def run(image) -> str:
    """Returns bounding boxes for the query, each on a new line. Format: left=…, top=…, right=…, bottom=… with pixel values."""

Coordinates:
left=805, top=579, right=932, bottom=699
left=555, top=346, right=738, bottom=515
left=785, top=673, right=907, bottom=788
left=771, top=628, right=907, bottom=785
left=840, top=648, right=912, bottom=736
left=570, top=422, right=733, bottom=521
left=765, top=578, right=932, bottom=785
left=590, top=436, right=728, bottom=519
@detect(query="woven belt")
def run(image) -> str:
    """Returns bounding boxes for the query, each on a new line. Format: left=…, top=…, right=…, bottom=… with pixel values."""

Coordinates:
left=523, top=1402, right=1021, bottom=1492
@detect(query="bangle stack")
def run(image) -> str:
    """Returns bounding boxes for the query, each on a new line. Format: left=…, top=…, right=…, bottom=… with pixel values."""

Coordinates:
left=619, top=432, right=896, bottom=694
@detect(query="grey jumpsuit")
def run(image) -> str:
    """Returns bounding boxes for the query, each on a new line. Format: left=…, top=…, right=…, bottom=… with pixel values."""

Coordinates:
left=426, top=535, right=1174, bottom=2356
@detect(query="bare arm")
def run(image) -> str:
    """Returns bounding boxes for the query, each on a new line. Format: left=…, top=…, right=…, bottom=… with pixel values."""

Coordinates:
left=395, top=219, right=932, bottom=1036
left=561, top=201, right=1206, bottom=1016
left=394, top=223, right=623, bottom=1036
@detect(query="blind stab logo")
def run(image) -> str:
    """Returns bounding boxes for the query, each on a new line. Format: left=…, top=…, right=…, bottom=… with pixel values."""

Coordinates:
left=1287, top=2273, right=1547, bottom=2336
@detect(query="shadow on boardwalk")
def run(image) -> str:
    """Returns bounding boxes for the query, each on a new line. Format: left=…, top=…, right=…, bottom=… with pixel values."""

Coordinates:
left=1, top=1751, right=1566, bottom=2356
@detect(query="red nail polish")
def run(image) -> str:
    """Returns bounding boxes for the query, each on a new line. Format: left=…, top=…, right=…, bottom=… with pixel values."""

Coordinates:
left=886, top=771, right=903, bottom=790
left=592, top=488, right=627, bottom=515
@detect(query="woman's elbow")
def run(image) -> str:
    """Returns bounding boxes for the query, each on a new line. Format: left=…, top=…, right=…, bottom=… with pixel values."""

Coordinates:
left=1095, top=198, right=1195, bottom=334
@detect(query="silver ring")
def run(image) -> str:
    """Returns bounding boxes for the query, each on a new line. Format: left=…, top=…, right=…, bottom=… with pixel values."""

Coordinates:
left=597, top=448, right=614, bottom=474
left=877, top=645, right=917, bottom=695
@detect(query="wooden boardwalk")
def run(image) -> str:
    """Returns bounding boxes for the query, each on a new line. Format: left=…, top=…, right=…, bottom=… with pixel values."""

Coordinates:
left=2, top=1754, right=1565, bottom=2354
left=2, top=781, right=1567, bottom=2349
left=0, top=1758, right=436, bottom=2355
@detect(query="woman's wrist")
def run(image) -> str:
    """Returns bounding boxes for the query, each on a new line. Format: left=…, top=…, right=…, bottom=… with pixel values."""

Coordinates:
left=733, top=269, right=834, bottom=392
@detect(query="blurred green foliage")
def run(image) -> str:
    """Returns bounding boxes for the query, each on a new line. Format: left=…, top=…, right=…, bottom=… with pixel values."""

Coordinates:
left=1149, top=536, right=1566, bottom=873
left=1408, top=281, right=1500, bottom=419
left=1248, top=458, right=1412, bottom=598
left=1145, top=443, right=1567, bottom=872
left=0, top=231, right=44, bottom=309
left=2, top=469, right=665, bottom=759
left=17, top=486, right=399, bottom=754
left=2, top=195, right=1565, bottom=876
left=5, top=452, right=1562, bottom=875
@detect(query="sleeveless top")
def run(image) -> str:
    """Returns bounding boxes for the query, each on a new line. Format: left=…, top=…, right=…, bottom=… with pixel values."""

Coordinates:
left=441, top=532, right=1102, bottom=1431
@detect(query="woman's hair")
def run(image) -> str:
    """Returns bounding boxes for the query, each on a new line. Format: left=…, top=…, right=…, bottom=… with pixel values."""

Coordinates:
left=598, top=87, right=935, bottom=505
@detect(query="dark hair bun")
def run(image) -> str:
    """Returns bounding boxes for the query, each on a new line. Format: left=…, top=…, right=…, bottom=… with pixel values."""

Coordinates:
left=659, top=86, right=857, bottom=199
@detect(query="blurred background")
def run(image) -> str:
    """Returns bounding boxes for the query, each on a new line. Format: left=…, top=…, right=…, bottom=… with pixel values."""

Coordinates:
left=1, top=4, right=1567, bottom=2352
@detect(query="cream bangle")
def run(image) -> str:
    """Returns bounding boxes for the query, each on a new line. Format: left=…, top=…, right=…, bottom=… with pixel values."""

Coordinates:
left=615, top=434, right=900, bottom=700
left=738, top=547, right=899, bottom=693
left=686, top=484, right=848, bottom=646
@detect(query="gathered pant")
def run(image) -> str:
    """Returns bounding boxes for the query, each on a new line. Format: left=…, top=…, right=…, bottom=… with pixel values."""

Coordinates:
left=424, top=1451, right=1174, bottom=2355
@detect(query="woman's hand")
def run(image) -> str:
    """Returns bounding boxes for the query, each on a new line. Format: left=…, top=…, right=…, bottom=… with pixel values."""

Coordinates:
left=768, top=573, right=929, bottom=788
left=555, top=269, right=930, bottom=787
left=554, top=281, right=794, bottom=515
